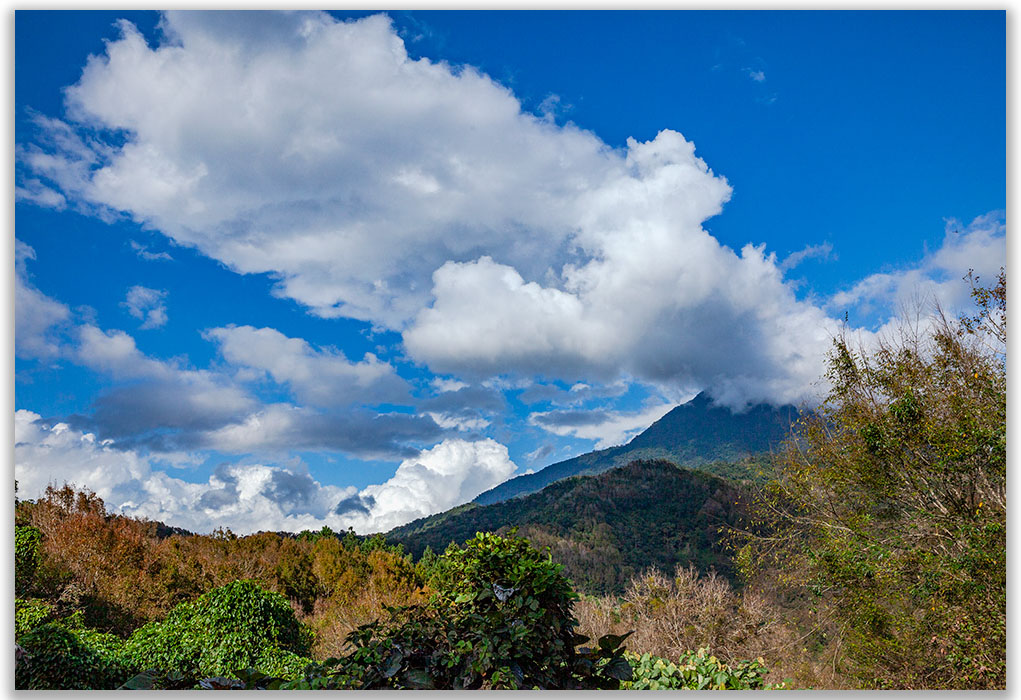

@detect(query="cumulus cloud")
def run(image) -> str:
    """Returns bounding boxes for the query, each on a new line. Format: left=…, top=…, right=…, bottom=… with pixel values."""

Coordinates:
left=207, top=324, right=408, bottom=406
left=70, top=325, right=258, bottom=446
left=122, top=285, right=168, bottom=329
left=417, top=384, right=504, bottom=436
left=16, top=409, right=512, bottom=535
left=529, top=400, right=677, bottom=450
left=24, top=11, right=614, bottom=328
left=15, top=241, right=70, bottom=360
left=337, top=438, right=518, bottom=532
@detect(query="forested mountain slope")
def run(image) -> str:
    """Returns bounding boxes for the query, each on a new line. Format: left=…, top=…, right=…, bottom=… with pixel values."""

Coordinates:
left=475, top=392, right=800, bottom=505
left=387, top=459, right=749, bottom=594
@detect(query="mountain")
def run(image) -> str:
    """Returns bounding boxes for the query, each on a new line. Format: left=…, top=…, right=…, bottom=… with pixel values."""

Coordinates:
left=475, top=391, right=800, bottom=506
left=386, top=459, right=749, bottom=595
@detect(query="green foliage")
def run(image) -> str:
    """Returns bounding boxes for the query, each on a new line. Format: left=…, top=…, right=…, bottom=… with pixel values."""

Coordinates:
left=277, top=532, right=632, bottom=689
left=15, top=525, right=41, bottom=594
left=739, top=274, right=1006, bottom=689
left=15, top=598, right=54, bottom=638
left=124, top=580, right=313, bottom=680
left=16, top=622, right=136, bottom=689
left=623, top=649, right=780, bottom=689
left=392, top=460, right=749, bottom=594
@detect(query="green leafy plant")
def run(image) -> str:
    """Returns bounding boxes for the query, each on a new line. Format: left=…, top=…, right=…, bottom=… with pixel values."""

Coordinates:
left=123, top=579, right=313, bottom=680
left=623, top=648, right=780, bottom=689
left=15, top=598, right=54, bottom=638
left=15, top=622, right=136, bottom=689
left=15, top=525, right=41, bottom=594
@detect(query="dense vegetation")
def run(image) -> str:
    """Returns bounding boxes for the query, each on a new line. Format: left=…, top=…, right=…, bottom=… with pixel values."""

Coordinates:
left=15, top=517, right=778, bottom=690
left=389, top=459, right=749, bottom=593
left=476, top=392, right=799, bottom=504
left=736, top=269, right=1006, bottom=689
left=14, top=485, right=424, bottom=663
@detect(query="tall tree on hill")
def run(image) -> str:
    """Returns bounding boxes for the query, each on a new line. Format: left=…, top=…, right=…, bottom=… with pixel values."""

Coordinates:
left=736, top=269, right=1006, bottom=689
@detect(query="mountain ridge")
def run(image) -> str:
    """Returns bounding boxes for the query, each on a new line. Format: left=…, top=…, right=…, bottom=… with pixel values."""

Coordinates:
left=475, top=391, right=800, bottom=505
left=387, top=459, right=749, bottom=594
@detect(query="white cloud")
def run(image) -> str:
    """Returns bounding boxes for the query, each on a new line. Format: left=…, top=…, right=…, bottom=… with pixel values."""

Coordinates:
left=426, top=412, right=490, bottom=432
left=15, top=408, right=355, bottom=534
left=430, top=377, right=468, bottom=393
left=779, top=241, right=834, bottom=272
left=340, top=438, right=517, bottom=533
left=16, top=409, right=512, bottom=535
left=16, top=178, right=67, bottom=208
left=15, top=241, right=70, bottom=360
left=26, top=12, right=615, bottom=328
left=129, top=240, right=174, bottom=262
left=122, top=285, right=168, bottom=329
left=529, top=400, right=677, bottom=450
left=403, top=136, right=840, bottom=408
left=207, top=324, right=408, bottom=406
left=829, top=213, right=1005, bottom=319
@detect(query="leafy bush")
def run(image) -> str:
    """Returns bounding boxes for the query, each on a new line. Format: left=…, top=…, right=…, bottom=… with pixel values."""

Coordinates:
left=279, top=532, right=632, bottom=689
left=15, top=598, right=54, bottom=638
left=124, top=579, right=313, bottom=679
left=15, top=525, right=41, bottom=594
left=15, top=622, right=135, bottom=689
left=623, top=648, right=780, bottom=689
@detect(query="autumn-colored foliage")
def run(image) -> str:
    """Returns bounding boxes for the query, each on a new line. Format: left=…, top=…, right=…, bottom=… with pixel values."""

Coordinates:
left=15, top=485, right=425, bottom=656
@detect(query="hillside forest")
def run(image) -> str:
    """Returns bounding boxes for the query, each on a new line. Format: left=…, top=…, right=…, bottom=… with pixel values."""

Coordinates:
left=13, top=270, right=1005, bottom=690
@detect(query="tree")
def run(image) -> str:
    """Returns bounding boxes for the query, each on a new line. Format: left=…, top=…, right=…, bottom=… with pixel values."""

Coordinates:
left=738, top=270, right=1006, bottom=689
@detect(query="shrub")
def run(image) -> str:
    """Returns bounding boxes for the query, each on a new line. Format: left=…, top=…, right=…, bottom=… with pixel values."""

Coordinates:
left=15, top=525, right=41, bottom=594
left=623, top=648, right=780, bottom=690
left=15, top=598, right=53, bottom=638
left=15, top=622, right=135, bottom=689
left=285, top=532, right=632, bottom=689
left=124, top=579, right=313, bottom=679
left=574, top=563, right=799, bottom=670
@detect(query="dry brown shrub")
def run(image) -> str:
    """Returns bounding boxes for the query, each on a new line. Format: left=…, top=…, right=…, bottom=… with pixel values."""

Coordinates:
left=574, top=563, right=843, bottom=688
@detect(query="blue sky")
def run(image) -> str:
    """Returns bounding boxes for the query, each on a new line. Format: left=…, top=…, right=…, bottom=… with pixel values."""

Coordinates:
left=14, top=11, right=1005, bottom=534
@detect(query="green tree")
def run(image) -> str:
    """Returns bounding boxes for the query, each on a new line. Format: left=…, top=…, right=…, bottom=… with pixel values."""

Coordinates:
left=738, top=271, right=1006, bottom=689
left=124, top=579, right=313, bottom=681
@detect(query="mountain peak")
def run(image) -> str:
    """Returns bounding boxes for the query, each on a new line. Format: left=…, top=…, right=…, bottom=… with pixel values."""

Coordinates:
left=475, top=394, right=801, bottom=506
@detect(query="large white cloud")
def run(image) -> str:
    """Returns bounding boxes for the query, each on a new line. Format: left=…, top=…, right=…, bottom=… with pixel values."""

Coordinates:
left=27, top=11, right=613, bottom=328
left=16, top=409, right=514, bottom=535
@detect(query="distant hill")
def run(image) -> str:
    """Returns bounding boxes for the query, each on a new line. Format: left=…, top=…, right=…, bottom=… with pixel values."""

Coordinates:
left=386, top=459, right=749, bottom=595
left=475, top=392, right=800, bottom=506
